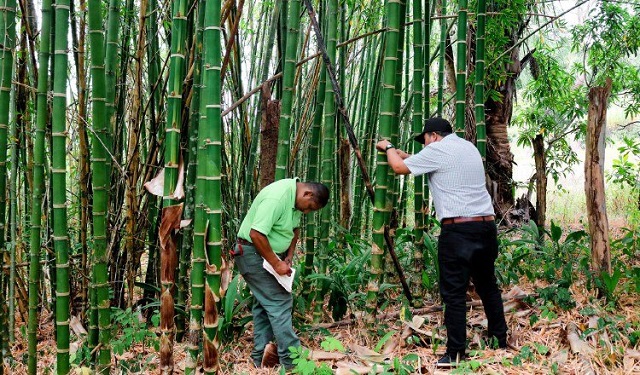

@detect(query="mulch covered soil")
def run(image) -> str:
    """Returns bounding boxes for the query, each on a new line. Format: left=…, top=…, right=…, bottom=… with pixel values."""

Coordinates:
left=5, top=276, right=640, bottom=374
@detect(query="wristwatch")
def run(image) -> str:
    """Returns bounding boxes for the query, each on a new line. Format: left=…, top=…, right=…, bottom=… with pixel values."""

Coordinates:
left=385, top=143, right=395, bottom=151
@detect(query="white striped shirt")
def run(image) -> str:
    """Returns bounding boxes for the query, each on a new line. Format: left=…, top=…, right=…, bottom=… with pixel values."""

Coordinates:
left=404, top=134, right=494, bottom=220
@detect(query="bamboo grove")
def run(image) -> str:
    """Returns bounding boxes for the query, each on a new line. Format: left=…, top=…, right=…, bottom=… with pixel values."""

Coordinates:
left=0, top=0, right=596, bottom=373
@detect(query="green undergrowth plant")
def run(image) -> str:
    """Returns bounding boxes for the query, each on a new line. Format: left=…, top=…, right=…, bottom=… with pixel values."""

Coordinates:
left=375, top=353, right=420, bottom=375
left=302, top=227, right=372, bottom=322
left=583, top=225, right=640, bottom=304
left=395, top=221, right=441, bottom=297
left=107, top=307, right=159, bottom=372
left=288, top=336, right=344, bottom=375
left=608, top=136, right=640, bottom=218
left=498, top=220, right=589, bottom=288
left=219, top=273, right=253, bottom=341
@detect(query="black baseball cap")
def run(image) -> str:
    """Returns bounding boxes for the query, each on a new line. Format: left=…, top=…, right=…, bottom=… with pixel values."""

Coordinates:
left=413, top=117, right=453, bottom=143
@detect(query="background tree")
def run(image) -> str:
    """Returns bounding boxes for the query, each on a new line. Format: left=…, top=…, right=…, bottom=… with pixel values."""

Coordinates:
left=571, top=2, right=640, bottom=279
left=513, top=44, right=586, bottom=228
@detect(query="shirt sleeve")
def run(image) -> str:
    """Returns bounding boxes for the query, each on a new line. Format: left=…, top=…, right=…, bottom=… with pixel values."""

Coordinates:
left=404, top=145, right=445, bottom=176
left=250, top=198, right=284, bottom=236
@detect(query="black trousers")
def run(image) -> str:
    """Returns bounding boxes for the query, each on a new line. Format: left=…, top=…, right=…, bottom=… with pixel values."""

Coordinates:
left=438, top=220, right=507, bottom=356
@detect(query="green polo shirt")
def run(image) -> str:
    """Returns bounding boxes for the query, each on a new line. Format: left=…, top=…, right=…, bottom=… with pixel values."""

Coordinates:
left=237, top=178, right=302, bottom=254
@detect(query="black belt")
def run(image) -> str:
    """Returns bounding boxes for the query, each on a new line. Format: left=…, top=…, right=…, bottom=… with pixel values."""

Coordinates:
left=237, top=237, right=253, bottom=245
left=441, top=215, right=495, bottom=225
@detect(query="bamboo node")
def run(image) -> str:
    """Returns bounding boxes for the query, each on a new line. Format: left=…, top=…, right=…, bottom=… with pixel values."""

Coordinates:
left=200, top=175, right=222, bottom=181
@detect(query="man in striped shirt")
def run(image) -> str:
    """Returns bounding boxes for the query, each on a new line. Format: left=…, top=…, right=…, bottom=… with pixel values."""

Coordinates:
left=376, top=117, right=508, bottom=367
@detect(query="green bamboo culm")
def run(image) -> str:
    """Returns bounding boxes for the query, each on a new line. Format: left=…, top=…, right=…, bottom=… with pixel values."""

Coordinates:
left=320, top=0, right=339, bottom=267
left=160, top=0, right=188, bottom=369
left=314, top=0, right=339, bottom=323
left=474, top=0, right=487, bottom=158
left=200, top=0, right=223, bottom=372
left=8, top=62, right=16, bottom=348
left=104, top=0, right=121, bottom=130
left=436, top=0, right=446, bottom=116
left=0, top=0, right=16, bottom=364
left=51, top=0, right=71, bottom=371
left=28, top=0, right=52, bottom=371
left=185, top=0, right=206, bottom=373
left=302, top=57, right=325, bottom=296
left=275, top=0, right=302, bottom=180
left=454, top=0, right=468, bottom=135
left=87, top=0, right=112, bottom=371
left=424, top=0, right=431, bottom=120
left=141, top=0, right=163, bottom=322
left=176, top=0, right=202, bottom=343
left=367, top=0, right=403, bottom=323
left=411, top=0, right=425, bottom=306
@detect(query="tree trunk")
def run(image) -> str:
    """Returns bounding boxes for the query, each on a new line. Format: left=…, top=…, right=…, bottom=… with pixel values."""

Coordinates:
left=585, top=78, right=612, bottom=277
left=484, top=66, right=517, bottom=224
left=259, top=86, right=280, bottom=189
left=533, top=134, right=546, bottom=227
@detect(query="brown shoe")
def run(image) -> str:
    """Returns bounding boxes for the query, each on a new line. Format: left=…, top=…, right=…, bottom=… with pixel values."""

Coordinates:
left=261, top=342, right=279, bottom=368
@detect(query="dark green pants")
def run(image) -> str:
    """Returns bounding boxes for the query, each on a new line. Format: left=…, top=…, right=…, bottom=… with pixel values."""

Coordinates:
left=234, top=243, right=299, bottom=368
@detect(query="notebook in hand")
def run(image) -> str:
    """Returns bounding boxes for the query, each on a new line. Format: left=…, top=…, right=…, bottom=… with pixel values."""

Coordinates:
left=262, top=259, right=295, bottom=293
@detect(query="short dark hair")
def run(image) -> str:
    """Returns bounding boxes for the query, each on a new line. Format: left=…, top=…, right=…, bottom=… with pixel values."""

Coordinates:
left=306, top=182, right=330, bottom=207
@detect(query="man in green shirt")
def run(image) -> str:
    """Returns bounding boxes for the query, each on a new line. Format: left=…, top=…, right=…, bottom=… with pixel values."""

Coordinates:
left=234, top=178, right=329, bottom=369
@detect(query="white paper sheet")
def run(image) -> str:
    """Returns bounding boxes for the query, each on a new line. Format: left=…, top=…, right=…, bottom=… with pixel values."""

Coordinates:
left=262, top=259, right=295, bottom=293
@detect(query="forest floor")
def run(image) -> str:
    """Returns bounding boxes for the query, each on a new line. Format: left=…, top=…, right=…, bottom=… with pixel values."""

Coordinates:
left=5, top=228, right=640, bottom=375
left=7, top=273, right=640, bottom=375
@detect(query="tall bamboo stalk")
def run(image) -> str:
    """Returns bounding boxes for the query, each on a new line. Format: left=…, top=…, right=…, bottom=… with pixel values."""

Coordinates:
left=105, top=0, right=120, bottom=128
left=87, top=0, right=111, bottom=370
left=319, top=0, right=338, bottom=257
left=142, top=0, right=162, bottom=310
left=313, top=0, right=339, bottom=323
left=303, top=59, right=325, bottom=298
left=201, top=0, right=222, bottom=372
left=160, top=0, right=188, bottom=369
left=367, top=0, right=403, bottom=322
left=124, top=0, right=148, bottom=311
left=51, top=0, right=71, bottom=371
left=185, top=0, right=206, bottom=371
left=0, top=0, right=17, bottom=362
left=474, top=0, right=487, bottom=157
left=437, top=0, right=446, bottom=115
left=454, top=0, right=467, bottom=135
left=275, top=0, right=302, bottom=180
left=28, top=0, right=51, bottom=370
left=8, top=58, right=16, bottom=346
left=411, top=0, right=425, bottom=305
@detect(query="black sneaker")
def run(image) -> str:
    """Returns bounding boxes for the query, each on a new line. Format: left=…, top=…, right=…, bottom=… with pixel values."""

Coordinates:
left=436, top=353, right=466, bottom=367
